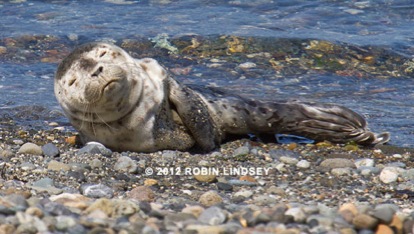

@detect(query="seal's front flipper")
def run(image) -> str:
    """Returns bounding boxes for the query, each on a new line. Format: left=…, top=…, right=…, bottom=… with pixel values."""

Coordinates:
left=167, top=78, right=221, bottom=151
left=275, top=102, right=390, bottom=146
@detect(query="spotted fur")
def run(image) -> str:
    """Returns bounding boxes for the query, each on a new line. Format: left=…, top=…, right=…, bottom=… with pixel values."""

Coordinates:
left=55, top=42, right=389, bottom=152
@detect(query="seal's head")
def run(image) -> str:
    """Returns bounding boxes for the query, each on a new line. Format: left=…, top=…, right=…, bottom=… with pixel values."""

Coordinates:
left=55, top=42, right=143, bottom=123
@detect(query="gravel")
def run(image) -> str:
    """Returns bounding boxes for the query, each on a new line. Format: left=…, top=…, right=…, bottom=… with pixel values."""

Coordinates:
left=0, top=126, right=413, bottom=233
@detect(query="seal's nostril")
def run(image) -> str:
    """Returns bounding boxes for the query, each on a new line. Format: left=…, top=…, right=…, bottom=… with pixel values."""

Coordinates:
left=91, top=66, right=103, bottom=77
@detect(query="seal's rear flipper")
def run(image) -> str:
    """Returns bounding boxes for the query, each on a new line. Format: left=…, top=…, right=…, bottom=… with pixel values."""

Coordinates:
left=371, top=132, right=390, bottom=146
left=273, top=102, right=390, bottom=146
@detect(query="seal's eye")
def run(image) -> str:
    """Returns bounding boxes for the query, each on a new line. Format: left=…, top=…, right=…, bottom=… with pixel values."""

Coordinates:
left=99, top=51, right=107, bottom=58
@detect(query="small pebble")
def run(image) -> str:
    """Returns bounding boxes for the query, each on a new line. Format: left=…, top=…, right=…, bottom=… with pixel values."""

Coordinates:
left=25, top=207, right=43, bottom=218
left=376, top=224, right=394, bottom=234
left=144, top=179, right=158, bottom=186
left=355, top=158, right=375, bottom=168
left=331, top=168, right=352, bottom=176
left=320, top=158, right=355, bottom=169
left=269, top=149, right=299, bottom=160
left=285, top=207, right=307, bottom=223
left=0, top=46, right=7, bottom=54
left=20, top=162, right=36, bottom=171
left=47, top=160, right=71, bottom=171
left=358, top=166, right=381, bottom=176
left=379, top=167, right=400, bottom=184
left=233, top=146, right=250, bottom=157
left=372, top=204, right=397, bottom=224
left=77, top=142, right=112, bottom=157
left=161, top=150, right=177, bottom=161
left=127, top=186, right=155, bottom=202
left=386, top=162, right=406, bottom=168
left=227, top=179, right=256, bottom=186
left=31, top=177, right=63, bottom=195
left=198, top=160, right=211, bottom=167
left=352, top=214, right=378, bottom=230
left=41, top=143, right=60, bottom=157
left=182, top=205, right=204, bottom=218
left=185, top=224, right=240, bottom=234
left=296, top=160, right=311, bottom=169
left=65, top=136, right=77, bottom=145
left=198, top=191, right=223, bottom=207
left=114, top=156, right=138, bottom=173
left=216, top=182, right=233, bottom=191
left=392, top=153, right=403, bottom=158
left=254, top=195, right=277, bottom=206
left=234, top=189, right=253, bottom=198
left=13, top=139, right=24, bottom=145
left=279, top=156, right=299, bottom=165
left=89, top=159, right=103, bottom=169
left=194, top=173, right=217, bottom=183
left=401, top=168, right=414, bottom=180
left=80, top=184, right=114, bottom=198
left=238, top=62, right=257, bottom=69
left=198, top=206, right=227, bottom=225
left=239, top=175, right=256, bottom=182
left=307, top=214, right=334, bottom=228
left=164, top=212, right=196, bottom=229
left=266, top=185, right=285, bottom=195
left=3, top=195, right=29, bottom=212
left=18, top=142, right=43, bottom=155
left=339, top=203, right=358, bottom=218
left=55, top=216, right=77, bottom=231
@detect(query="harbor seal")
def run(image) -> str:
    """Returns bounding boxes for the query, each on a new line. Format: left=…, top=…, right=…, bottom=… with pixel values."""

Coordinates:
left=55, top=42, right=389, bottom=152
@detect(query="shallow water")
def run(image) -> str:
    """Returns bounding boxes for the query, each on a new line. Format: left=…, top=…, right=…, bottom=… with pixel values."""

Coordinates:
left=0, top=0, right=413, bottom=146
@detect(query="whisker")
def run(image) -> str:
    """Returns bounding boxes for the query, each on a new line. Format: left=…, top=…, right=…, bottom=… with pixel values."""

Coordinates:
left=95, top=112, right=117, bottom=131
left=89, top=108, right=97, bottom=137
left=79, top=103, right=90, bottom=131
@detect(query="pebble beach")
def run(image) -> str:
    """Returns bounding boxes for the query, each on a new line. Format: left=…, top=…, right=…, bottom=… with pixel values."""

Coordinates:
left=0, top=124, right=413, bottom=234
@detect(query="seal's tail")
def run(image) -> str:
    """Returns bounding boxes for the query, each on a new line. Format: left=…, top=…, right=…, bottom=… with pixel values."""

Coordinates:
left=199, top=89, right=389, bottom=146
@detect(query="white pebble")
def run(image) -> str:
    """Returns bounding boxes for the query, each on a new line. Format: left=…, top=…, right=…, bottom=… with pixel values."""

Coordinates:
left=379, top=167, right=400, bottom=184
left=285, top=207, right=307, bottom=223
left=392, top=154, right=403, bottom=158
left=206, top=63, right=222, bottom=68
left=234, top=189, right=253, bottom=198
left=296, top=160, right=311, bottom=169
left=13, top=139, right=24, bottom=145
left=331, top=168, right=351, bottom=176
left=54, top=127, right=65, bottom=131
left=275, top=163, right=286, bottom=172
left=361, top=168, right=375, bottom=176
left=280, top=156, right=299, bottom=165
left=238, top=62, right=257, bottom=69
left=182, top=190, right=193, bottom=196
left=355, top=158, right=375, bottom=168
